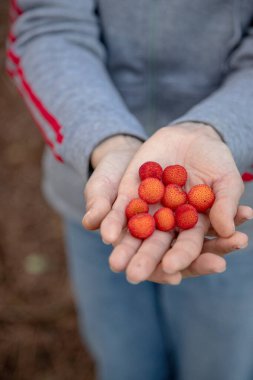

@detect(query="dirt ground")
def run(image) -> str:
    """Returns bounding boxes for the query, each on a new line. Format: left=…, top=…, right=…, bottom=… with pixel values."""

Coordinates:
left=0, top=2, right=94, bottom=379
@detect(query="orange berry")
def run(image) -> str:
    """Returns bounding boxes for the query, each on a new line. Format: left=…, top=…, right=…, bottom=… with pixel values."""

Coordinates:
left=138, top=178, right=165, bottom=204
left=162, top=184, right=187, bottom=210
left=128, top=213, right=155, bottom=239
left=175, top=204, right=198, bottom=230
left=162, top=164, right=187, bottom=186
left=188, top=184, right=215, bottom=213
left=139, top=161, right=163, bottom=180
left=125, top=198, right=149, bottom=219
left=154, top=207, right=175, bottom=232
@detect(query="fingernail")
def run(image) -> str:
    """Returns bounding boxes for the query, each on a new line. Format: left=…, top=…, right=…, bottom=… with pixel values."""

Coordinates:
left=127, top=278, right=140, bottom=285
left=102, top=238, right=111, bottom=245
left=237, top=243, right=248, bottom=249
left=215, top=266, right=226, bottom=273
left=110, top=267, right=120, bottom=273
left=85, top=208, right=92, bottom=216
left=83, top=210, right=92, bottom=221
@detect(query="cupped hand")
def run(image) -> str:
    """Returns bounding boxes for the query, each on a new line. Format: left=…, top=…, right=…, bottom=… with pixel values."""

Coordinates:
left=82, top=135, right=142, bottom=230
left=109, top=205, right=251, bottom=284
left=100, top=123, right=251, bottom=284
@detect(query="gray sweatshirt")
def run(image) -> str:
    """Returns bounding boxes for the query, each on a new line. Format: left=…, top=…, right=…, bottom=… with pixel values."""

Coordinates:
left=7, top=0, right=253, bottom=222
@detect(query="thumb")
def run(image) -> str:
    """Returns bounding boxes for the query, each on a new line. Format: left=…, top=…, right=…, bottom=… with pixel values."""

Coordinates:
left=82, top=153, right=131, bottom=230
left=209, top=173, right=244, bottom=238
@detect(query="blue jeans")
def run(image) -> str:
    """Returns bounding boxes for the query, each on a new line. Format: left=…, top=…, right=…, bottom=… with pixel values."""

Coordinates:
left=64, top=216, right=253, bottom=380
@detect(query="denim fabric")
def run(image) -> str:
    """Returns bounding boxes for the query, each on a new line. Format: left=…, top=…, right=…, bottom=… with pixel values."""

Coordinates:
left=64, top=214, right=253, bottom=380
left=64, top=225, right=171, bottom=380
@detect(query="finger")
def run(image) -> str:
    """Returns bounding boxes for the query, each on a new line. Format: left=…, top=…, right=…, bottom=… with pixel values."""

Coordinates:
left=182, top=253, right=227, bottom=277
left=126, top=230, right=175, bottom=284
left=202, top=232, right=248, bottom=255
left=162, top=214, right=209, bottom=274
left=207, top=205, right=253, bottom=236
left=111, top=228, right=128, bottom=248
left=100, top=171, right=139, bottom=243
left=147, top=263, right=182, bottom=285
left=109, top=231, right=142, bottom=273
left=234, top=206, right=253, bottom=225
left=210, top=173, right=244, bottom=238
left=83, top=178, right=115, bottom=230
left=83, top=165, right=119, bottom=230
left=83, top=151, right=135, bottom=231
left=100, top=193, right=133, bottom=243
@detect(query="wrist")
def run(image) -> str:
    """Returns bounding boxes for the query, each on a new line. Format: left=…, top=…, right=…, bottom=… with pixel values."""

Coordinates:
left=168, top=122, right=224, bottom=142
left=91, top=134, right=142, bottom=168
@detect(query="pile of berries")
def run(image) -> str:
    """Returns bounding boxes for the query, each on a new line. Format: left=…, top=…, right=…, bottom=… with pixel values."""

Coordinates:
left=125, top=162, right=215, bottom=239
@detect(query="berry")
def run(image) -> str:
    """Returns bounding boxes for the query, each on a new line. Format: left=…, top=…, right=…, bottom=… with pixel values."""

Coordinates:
left=162, top=184, right=187, bottom=210
left=242, top=172, right=253, bottom=182
left=125, top=198, right=149, bottom=219
left=162, top=164, right=187, bottom=186
left=138, top=178, right=165, bottom=204
left=154, top=207, right=175, bottom=232
left=139, top=161, right=163, bottom=181
left=188, top=184, right=215, bottom=213
left=128, top=213, right=155, bottom=239
left=175, top=204, right=198, bottom=230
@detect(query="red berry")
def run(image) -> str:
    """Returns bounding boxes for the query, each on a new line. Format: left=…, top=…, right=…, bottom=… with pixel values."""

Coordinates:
left=188, top=184, right=215, bottom=213
left=242, top=172, right=253, bottom=182
left=128, top=213, right=155, bottom=239
left=139, top=161, right=163, bottom=181
left=154, top=207, right=175, bottom=232
left=162, top=184, right=187, bottom=210
left=125, top=198, right=149, bottom=219
left=138, top=178, right=165, bottom=204
left=162, top=164, right=187, bottom=186
left=175, top=204, right=198, bottom=230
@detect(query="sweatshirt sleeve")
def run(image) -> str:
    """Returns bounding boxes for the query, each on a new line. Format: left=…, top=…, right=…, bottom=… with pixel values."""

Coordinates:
left=6, top=0, right=147, bottom=177
left=172, top=23, right=253, bottom=172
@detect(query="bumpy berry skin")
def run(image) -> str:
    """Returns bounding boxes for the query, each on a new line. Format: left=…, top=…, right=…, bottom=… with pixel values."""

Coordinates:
left=188, top=184, right=215, bottom=213
left=154, top=207, right=175, bottom=232
left=138, top=178, right=165, bottom=204
left=175, top=204, right=198, bottom=230
left=128, top=213, right=155, bottom=239
left=125, top=198, right=149, bottom=219
left=162, top=164, right=187, bottom=186
left=139, top=161, right=163, bottom=181
left=162, top=184, right=187, bottom=210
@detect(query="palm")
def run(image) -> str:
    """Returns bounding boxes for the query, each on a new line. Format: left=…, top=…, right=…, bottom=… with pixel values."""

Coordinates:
left=100, top=124, right=244, bottom=284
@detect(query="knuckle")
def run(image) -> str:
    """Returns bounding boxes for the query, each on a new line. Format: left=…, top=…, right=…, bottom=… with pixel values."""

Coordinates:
left=97, top=174, right=115, bottom=188
left=149, top=236, right=167, bottom=251
left=184, top=237, right=200, bottom=255
left=138, top=254, right=156, bottom=270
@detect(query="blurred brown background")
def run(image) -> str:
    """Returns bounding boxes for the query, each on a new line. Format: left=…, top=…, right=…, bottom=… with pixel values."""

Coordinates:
left=0, top=2, right=94, bottom=379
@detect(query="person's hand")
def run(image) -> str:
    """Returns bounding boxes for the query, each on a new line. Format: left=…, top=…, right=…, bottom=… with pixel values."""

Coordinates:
left=100, top=123, right=251, bottom=284
left=82, top=134, right=142, bottom=230
left=109, top=205, right=252, bottom=284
